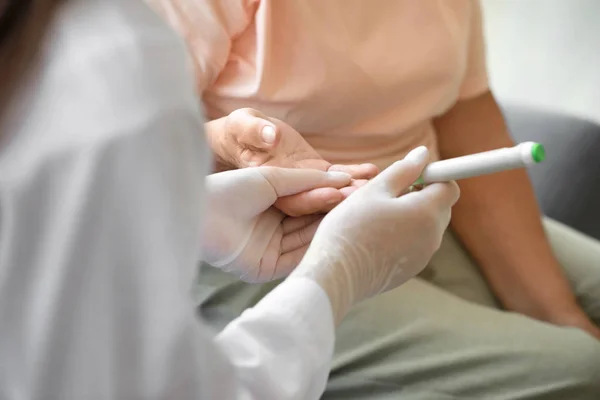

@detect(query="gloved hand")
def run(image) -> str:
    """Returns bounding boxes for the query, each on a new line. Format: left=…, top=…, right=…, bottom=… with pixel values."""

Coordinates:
left=290, top=147, right=460, bottom=324
left=202, top=167, right=351, bottom=282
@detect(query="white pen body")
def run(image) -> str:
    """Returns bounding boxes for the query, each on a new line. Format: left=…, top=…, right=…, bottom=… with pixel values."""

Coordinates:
left=421, top=142, right=536, bottom=183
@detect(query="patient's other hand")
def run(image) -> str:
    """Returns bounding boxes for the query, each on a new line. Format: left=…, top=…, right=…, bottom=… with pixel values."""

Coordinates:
left=211, top=108, right=379, bottom=216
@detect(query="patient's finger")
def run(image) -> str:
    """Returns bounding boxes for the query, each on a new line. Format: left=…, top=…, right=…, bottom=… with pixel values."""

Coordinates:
left=274, top=187, right=344, bottom=217
left=328, top=163, right=379, bottom=179
left=281, top=218, right=322, bottom=253
left=282, top=214, right=323, bottom=234
left=260, top=167, right=351, bottom=198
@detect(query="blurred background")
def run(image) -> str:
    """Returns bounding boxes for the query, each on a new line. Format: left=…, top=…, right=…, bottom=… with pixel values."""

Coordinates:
left=482, top=0, right=600, bottom=123
left=480, top=0, right=600, bottom=239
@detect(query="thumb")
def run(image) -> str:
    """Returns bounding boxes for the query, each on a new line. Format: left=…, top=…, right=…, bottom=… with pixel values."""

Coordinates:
left=227, top=108, right=280, bottom=149
left=368, top=146, right=430, bottom=197
left=258, top=167, right=352, bottom=198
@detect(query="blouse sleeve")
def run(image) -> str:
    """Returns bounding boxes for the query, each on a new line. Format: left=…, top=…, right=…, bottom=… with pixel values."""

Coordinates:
left=458, top=0, right=490, bottom=100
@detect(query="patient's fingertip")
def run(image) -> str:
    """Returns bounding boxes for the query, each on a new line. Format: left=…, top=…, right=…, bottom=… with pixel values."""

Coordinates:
left=360, top=163, right=380, bottom=176
left=326, top=171, right=352, bottom=183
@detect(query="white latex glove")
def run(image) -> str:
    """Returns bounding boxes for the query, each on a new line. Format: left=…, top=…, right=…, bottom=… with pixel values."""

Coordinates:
left=202, top=167, right=351, bottom=282
left=290, top=147, right=460, bottom=323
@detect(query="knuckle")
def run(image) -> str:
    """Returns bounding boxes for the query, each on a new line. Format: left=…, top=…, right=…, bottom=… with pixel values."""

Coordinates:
left=226, top=109, right=245, bottom=126
left=227, top=108, right=262, bottom=134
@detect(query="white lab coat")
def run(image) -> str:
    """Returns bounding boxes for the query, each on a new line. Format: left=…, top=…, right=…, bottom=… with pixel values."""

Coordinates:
left=0, top=0, right=334, bottom=399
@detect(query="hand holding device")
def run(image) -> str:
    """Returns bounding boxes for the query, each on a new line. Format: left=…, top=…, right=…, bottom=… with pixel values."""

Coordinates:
left=291, top=147, right=460, bottom=324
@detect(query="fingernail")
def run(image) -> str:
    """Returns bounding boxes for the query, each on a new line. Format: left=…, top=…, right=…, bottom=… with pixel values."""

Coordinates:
left=404, top=146, right=429, bottom=164
left=326, top=171, right=352, bottom=181
left=261, top=126, right=276, bottom=144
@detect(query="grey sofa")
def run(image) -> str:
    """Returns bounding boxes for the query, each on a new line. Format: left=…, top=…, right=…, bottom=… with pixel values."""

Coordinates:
left=502, top=105, right=600, bottom=240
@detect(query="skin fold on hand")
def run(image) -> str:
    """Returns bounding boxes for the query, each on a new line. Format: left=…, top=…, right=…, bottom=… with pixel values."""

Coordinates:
left=206, top=108, right=379, bottom=216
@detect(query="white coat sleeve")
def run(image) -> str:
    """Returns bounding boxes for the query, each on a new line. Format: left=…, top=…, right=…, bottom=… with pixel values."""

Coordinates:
left=0, top=2, right=335, bottom=399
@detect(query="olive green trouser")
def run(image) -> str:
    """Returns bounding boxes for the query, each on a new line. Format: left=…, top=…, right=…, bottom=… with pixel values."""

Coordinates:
left=195, top=218, right=600, bottom=399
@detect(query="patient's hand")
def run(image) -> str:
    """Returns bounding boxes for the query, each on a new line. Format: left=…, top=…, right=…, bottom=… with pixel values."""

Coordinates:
left=209, top=108, right=379, bottom=216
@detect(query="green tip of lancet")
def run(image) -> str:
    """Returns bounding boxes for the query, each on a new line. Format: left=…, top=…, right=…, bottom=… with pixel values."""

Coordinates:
left=531, top=143, right=546, bottom=163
